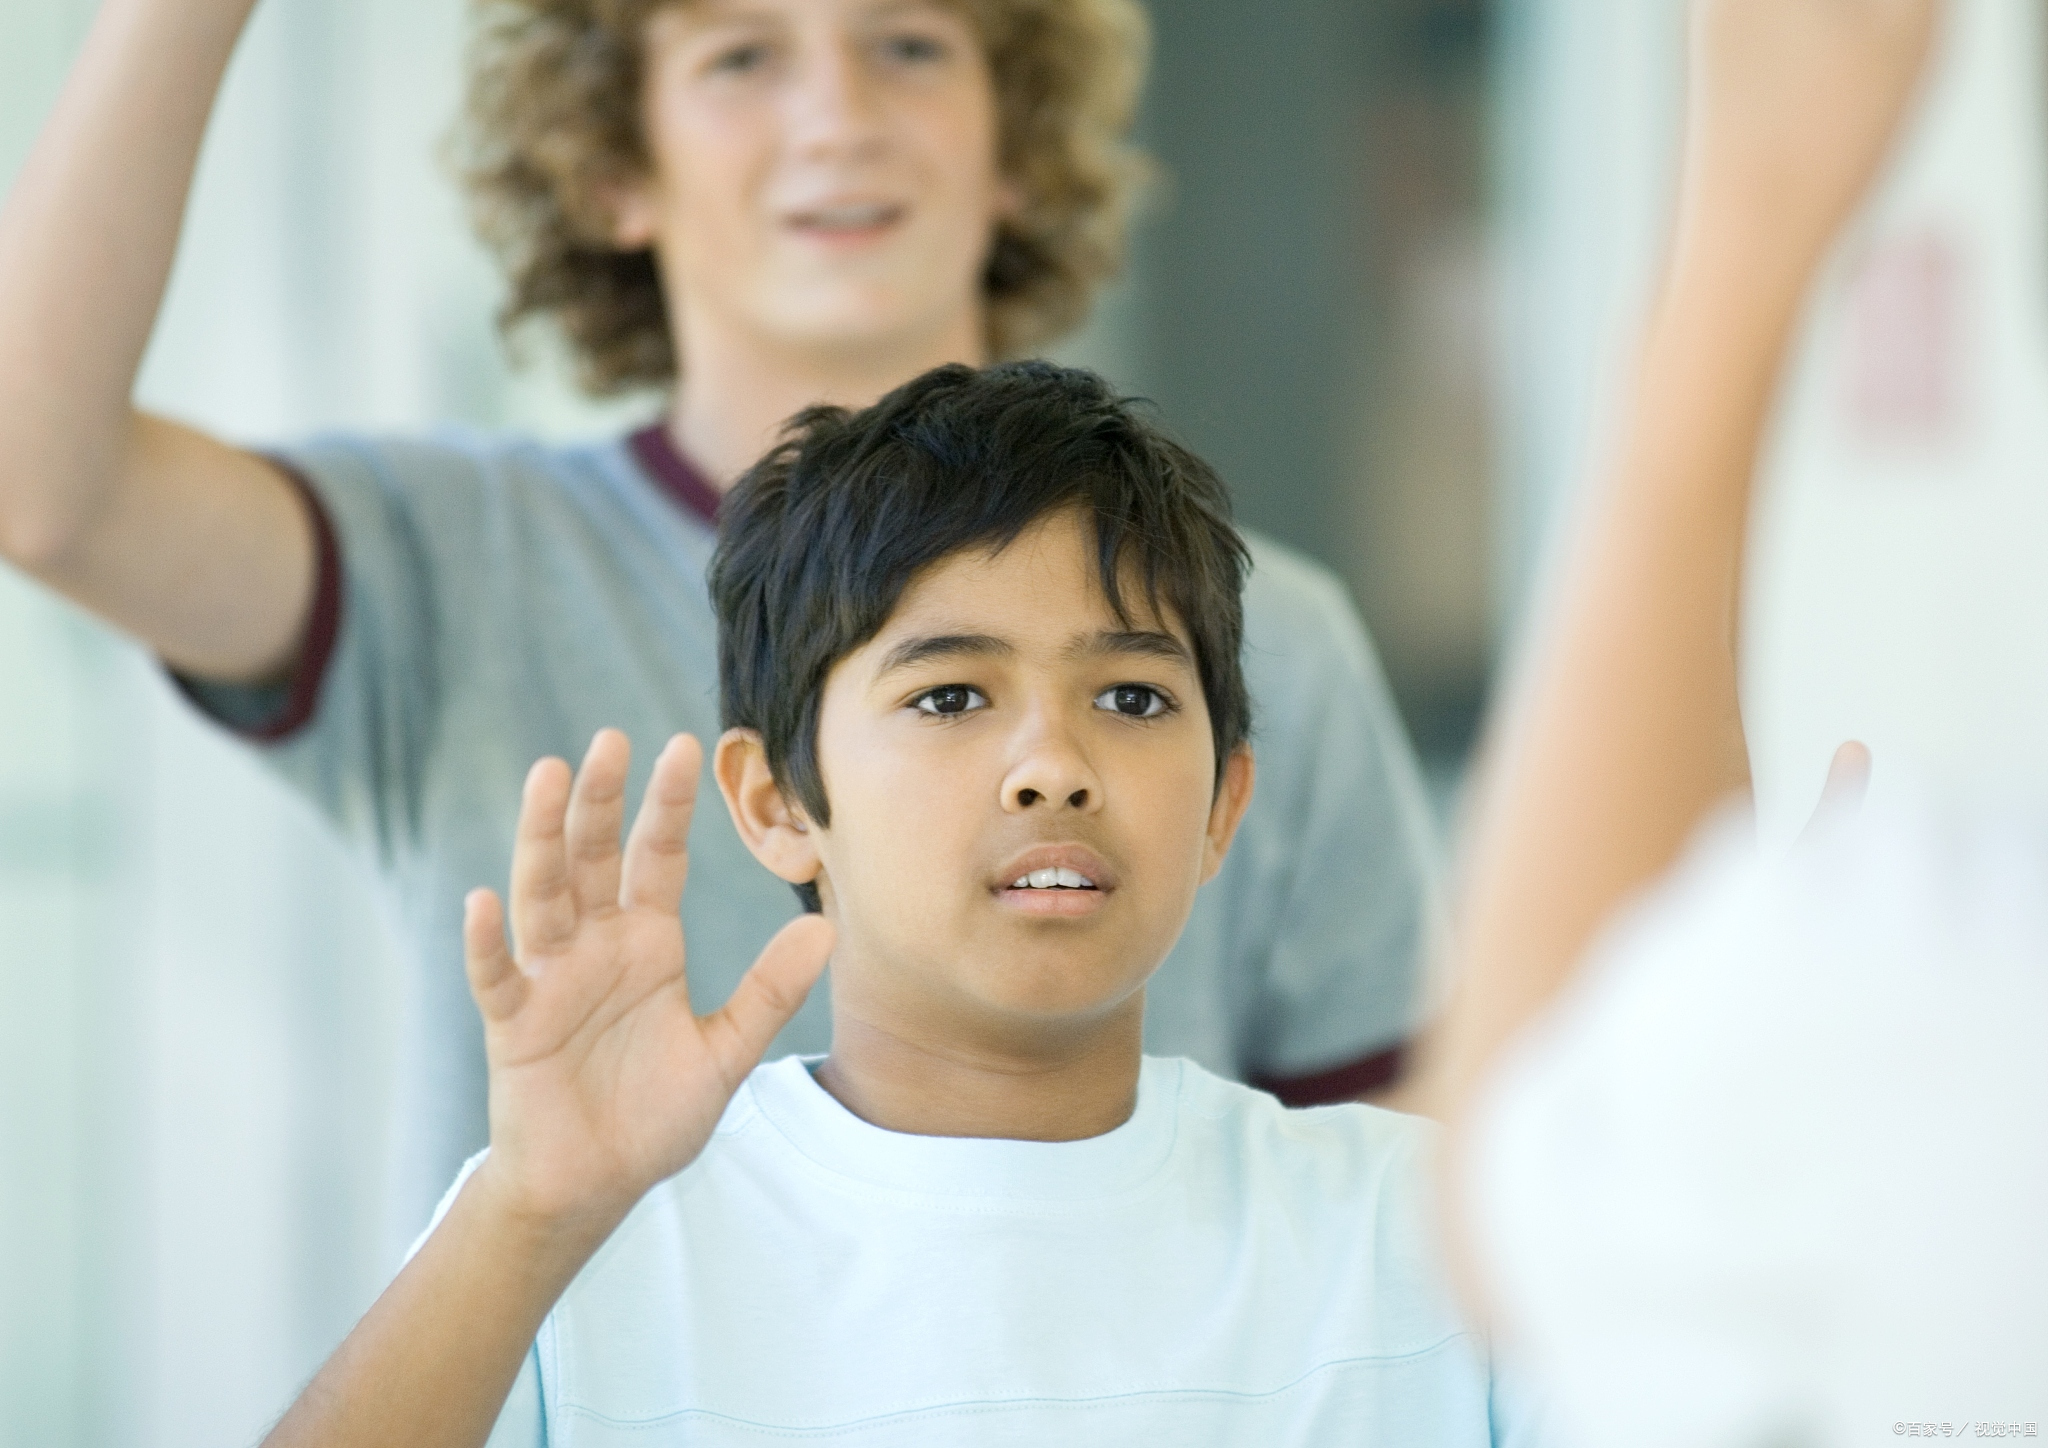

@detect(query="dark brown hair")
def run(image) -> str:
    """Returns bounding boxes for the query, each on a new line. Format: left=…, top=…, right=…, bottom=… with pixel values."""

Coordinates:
left=711, top=361, right=1251, bottom=911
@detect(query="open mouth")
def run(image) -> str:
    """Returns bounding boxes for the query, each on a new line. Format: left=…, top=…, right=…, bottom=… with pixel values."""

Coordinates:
left=786, top=202, right=906, bottom=236
left=1008, top=867, right=1098, bottom=891
left=991, top=848, right=1114, bottom=914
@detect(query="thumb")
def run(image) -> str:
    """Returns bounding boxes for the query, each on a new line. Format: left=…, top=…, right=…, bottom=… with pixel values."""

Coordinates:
left=701, top=914, right=835, bottom=1085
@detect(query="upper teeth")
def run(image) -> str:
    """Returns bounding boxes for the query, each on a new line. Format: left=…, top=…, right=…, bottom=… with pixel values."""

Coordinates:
left=1013, top=867, right=1095, bottom=889
left=805, top=203, right=892, bottom=227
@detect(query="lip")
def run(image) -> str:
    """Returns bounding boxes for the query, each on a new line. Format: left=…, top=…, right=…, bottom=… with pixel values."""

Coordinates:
left=990, top=843, right=1118, bottom=919
left=779, top=197, right=909, bottom=242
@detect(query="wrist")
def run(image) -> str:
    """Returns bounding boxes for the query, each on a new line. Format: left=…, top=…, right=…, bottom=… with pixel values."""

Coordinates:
left=1672, top=161, right=1851, bottom=300
left=1656, top=185, right=1832, bottom=362
left=463, top=1156, right=636, bottom=1269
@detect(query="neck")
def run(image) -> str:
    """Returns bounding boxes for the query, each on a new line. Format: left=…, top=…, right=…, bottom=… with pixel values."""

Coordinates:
left=814, top=996, right=1145, bottom=1142
left=667, top=303, right=988, bottom=487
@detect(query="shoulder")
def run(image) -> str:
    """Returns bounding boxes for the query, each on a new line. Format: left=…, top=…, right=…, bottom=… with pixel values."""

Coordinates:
left=1234, top=528, right=1400, bottom=732
left=1169, top=1057, right=1436, bottom=1213
left=1163, top=1060, right=1465, bottom=1347
left=1240, top=529, right=1365, bottom=646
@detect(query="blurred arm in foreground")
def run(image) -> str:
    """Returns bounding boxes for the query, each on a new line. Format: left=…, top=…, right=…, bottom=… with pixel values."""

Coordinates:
left=1426, top=0, right=2048, bottom=1434
left=1420, top=0, right=1944, bottom=1248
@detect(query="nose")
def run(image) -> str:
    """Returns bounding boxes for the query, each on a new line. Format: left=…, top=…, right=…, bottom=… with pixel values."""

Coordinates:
left=785, top=30, right=887, bottom=162
left=1000, top=710, right=1103, bottom=815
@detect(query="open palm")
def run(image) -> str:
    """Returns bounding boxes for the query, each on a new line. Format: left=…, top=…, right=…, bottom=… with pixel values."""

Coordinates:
left=463, top=730, right=833, bottom=1228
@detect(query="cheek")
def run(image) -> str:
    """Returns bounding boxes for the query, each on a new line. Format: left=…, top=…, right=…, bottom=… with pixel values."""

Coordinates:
left=1127, top=750, right=1223, bottom=878
left=903, top=78, right=1004, bottom=222
left=648, top=102, right=772, bottom=250
left=815, top=720, right=979, bottom=897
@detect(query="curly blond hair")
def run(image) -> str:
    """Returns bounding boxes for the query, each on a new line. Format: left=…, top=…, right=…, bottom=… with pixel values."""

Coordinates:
left=458, top=0, right=1152, bottom=396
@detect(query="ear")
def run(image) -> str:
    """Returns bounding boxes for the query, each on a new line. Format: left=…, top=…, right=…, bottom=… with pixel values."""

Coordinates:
left=1199, top=745, right=1255, bottom=886
left=714, top=729, right=823, bottom=890
left=993, top=174, right=1026, bottom=223
left=601, top=172, right=661, bottom=251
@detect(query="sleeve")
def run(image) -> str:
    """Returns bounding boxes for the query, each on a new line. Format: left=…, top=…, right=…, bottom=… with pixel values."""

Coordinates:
left=171, top=436, right=476, bottom=866
left=1232, top=536, right=1443, bottom=1096
left=1465, top=796, right=2048, bottom=1445
left=171, top=459, right=346, bottom=740
left=1458, top=815, right=1794, bottom=1448
left=405, top=1147, right=492, bottom=1263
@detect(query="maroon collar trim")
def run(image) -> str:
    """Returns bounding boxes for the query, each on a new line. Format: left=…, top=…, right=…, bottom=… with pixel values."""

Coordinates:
left=627, top=423, right=725, bottom=529
left=1252, top=1041, right=1408, bottom=1108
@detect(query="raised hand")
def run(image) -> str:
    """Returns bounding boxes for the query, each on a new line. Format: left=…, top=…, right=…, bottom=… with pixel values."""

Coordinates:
left=1685, top=0, right=1945, bottom=259
left=463, top=729, right=833, bottom=1231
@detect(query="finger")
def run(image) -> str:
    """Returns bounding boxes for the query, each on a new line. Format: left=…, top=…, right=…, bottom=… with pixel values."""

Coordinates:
left=463, top=888, right=527, bottom=1023
left=701, top=914, right=834, bottom=1086
left=1798, top=739, right=1873, bottom=847
left=563, top=729, right=632, bottom=916
left=620, top=734, right=703, bottom=914
left=1821, top=739, right=1872, bottom=808
left=509, top=756, right=578, bottom=956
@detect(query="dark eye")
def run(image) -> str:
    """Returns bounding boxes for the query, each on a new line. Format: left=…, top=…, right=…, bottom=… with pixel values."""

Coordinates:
left=1094, top=684, right=1169, bottom=719
left=879, top=31, right=948, bottom=64
left=711, top=41, right=772, bottom=74
left=914, top=684, right=987, bottom=717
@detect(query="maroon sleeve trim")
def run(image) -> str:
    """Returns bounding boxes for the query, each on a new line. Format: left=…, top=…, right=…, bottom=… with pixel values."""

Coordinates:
left=1253, top=1042, right=1408, bottom=1108
left=173, top=457, right=344, bottom=744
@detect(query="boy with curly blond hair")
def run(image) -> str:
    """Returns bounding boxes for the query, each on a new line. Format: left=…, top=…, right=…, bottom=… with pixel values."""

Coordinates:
left=0, top=0, right=1438, bottom=1251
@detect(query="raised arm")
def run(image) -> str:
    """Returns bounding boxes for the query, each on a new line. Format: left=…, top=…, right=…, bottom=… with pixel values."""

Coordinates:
left=1423, top=2, right=1943, bottom=1127
left=0, top=0, right=315, bottom=682
left=263, top=731, right=833, bottom=1448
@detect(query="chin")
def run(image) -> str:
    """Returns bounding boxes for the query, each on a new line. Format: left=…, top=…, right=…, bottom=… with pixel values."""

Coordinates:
left=964, top=959, right=1148, bottom=1027
left=759, top=280, right=973, bottom=354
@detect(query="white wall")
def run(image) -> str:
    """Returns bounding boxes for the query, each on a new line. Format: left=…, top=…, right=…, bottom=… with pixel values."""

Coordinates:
left=0, top=2, right=640, bottom=1443
left=1748, top=0, right=2048, bottom=839
left=1491, top=0, right=1685, bottom=636
left=1498, top=0, right=2048, bottom=845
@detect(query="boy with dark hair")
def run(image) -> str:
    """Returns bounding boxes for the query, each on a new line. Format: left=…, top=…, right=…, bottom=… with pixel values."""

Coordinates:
left=258, top=362, right=1523, bottom=1447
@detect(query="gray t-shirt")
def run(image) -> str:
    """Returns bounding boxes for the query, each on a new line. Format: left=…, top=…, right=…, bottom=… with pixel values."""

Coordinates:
left=183, top=425, right=1440, bottom=1247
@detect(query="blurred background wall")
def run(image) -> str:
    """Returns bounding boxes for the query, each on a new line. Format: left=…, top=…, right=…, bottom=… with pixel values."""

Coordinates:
left=2, top=4, right=645, bottom=1442
left=2, top=0, right=2044, bottom=1443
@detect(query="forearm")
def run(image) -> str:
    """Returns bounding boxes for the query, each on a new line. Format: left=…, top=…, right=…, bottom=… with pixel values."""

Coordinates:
left=1430, top=201, right=1819, bottom=1120
left=0, top=0, right=258, bottom=561
left=263, top=1161, right=622, bottom=1448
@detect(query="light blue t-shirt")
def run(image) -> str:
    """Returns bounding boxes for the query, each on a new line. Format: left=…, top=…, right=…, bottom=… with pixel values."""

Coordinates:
left=420, top=1057, right=1534, bottom=1447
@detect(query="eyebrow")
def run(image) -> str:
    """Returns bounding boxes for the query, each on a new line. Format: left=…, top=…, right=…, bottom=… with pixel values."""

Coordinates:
left=1064, top=630, right=1193, bottom=667
left=874, top=628, right=1192, bottom=682
left=686, top=0, right=941, bottom=26
left=874, top=633, right=1017, bottom=680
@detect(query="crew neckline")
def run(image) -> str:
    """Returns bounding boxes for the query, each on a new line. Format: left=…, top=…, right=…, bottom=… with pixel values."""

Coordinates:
left=743, top=1055, right=1184, bottom=1203
left=626, top=422, right=724, bottom=529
